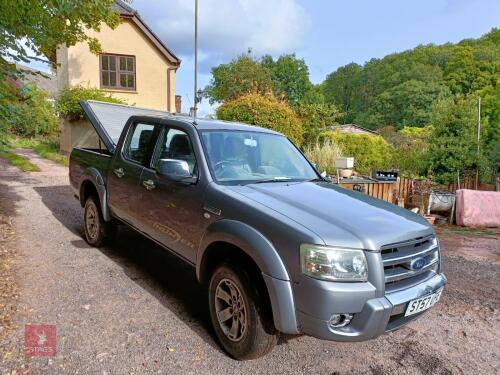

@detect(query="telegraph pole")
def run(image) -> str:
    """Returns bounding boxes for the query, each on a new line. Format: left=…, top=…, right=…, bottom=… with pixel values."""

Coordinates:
left=193, top=0, right=199, bottom=120
left=475, top=96, right=481, bottom=189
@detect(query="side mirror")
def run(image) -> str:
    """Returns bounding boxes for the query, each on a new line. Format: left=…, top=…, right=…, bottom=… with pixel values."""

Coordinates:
left=157, top=159, right=196, bottom=183
left=320, top=171, right=327, bottom=178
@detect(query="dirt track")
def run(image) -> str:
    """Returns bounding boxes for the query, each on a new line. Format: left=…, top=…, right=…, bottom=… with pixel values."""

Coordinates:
left=0, top=153, right=499, bottom=374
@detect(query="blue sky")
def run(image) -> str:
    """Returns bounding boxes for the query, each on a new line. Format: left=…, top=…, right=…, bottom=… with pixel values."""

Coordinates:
left=27, top=0, right=500, bottom=115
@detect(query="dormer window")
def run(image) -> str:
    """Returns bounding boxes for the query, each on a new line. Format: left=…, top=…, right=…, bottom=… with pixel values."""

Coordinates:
left=100, top=54, right=136, bottom=91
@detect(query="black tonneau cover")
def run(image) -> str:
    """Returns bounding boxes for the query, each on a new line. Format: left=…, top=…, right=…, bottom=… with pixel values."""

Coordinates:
left=79, top=100, right=170, bottom=153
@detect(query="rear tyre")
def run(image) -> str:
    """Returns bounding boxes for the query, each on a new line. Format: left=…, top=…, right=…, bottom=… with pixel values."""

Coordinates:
left=84, top=196, right=115, bottom=247
left=208, top=263, right=278, bottom=360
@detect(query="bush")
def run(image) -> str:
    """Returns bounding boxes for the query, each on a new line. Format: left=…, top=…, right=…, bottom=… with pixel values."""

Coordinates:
left=295, top=102, right=342, bottom=145
left=320, top=131, right=393, bottom=174
left=391, top=125, right=434, bottom=177
left=303, top=138, right=342, bottom=174
left=2, top=83, right=58, bottom=137
left=216, top=93, right=304, bottom=145
left=56, top=86, right=126, bottom=120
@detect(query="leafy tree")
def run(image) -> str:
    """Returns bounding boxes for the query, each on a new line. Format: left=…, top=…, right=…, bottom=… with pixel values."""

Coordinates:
left=479, top=82, right=500, bottom=176
left=216, top=93, right=303, bottom=145
left=295, top=103, right=342, bottom=144
left=363, top=80, right=451, bottom=128
left=204, top=55, right=273, bottom=104
left=391, top=125, right=435, bottom=176
left=323, top=63, right=361, bottom=122
left=0, top=0, right=120, bottom=72
left=2, top=83, right=58, bottom=137
left=261, top=54, right=313, bottom=106
left=428, top=96, right=485, bottom=183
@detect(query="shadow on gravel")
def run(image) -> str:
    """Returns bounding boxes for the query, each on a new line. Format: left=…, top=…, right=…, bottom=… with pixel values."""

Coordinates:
left=0, top=182, right=24, bottom=217
left=102, top=226, right=221, bottom=352
left=34, top=184, right=222, bottom=352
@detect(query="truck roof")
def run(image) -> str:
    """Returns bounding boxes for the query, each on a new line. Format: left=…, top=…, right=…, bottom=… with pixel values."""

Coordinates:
left=151, top=115, right=280, bottom=134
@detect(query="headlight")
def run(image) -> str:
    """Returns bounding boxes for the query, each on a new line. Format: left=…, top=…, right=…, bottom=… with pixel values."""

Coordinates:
left=300, top=244, right=368, bottom=282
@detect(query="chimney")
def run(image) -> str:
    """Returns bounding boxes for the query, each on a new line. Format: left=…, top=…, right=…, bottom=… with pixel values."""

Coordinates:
left=175, top=95, right=182, bottom=114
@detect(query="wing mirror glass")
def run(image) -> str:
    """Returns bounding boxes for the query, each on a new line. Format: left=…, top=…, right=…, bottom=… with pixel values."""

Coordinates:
left=157, top=159, right=196, bottom=183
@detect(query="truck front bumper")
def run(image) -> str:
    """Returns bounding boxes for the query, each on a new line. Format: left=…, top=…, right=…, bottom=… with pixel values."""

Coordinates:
left=297, top=272, right=447, bottom=341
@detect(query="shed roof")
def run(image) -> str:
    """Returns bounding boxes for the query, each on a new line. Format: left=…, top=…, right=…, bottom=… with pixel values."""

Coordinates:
left=327, top=123, right=379, bottom=135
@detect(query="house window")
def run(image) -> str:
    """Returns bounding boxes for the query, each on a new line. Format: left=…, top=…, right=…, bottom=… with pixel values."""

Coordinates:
left=100, top=54, right=136, bottom=91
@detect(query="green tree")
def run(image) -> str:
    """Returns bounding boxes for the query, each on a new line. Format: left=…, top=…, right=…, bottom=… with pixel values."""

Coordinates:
left=295, top=103, right=342, bottom=144
left=391, top=125, right=435, bottom=177
left=363, top=80, right=451, bottom=128
left=216, top=93, right=304, bottom=145
left=2, top=83, right=58, bottom=137
left=261, top=54, right=313, bottom=106
left=204, top=55, right=273, bottom=104
left=0, top=0, right=120, bottom=72
left=323, top=63, right=362, bottom=122
left=428, top=96, right=485, bottom=183
left=479, top=82, right=500, bottom=176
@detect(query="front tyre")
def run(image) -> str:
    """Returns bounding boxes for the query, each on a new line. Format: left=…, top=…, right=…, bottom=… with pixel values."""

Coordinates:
left=208, top=263, right=278, bottom=360
left=84, top=196, right=115, bottom=247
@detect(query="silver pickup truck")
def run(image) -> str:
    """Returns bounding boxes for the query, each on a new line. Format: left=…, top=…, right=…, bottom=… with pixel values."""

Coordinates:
left=70, top=100, right=446, bottom=359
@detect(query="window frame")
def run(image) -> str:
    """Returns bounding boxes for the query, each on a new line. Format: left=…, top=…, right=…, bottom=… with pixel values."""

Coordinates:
left=122, top=121, right=160, bottom=168
left=151, top=125, right=199, bottom=178
left=99, top=53, right=137, bottom=91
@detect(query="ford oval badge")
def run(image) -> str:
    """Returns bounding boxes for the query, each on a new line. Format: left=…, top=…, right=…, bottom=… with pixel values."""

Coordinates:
left=410, top=257, right=426, bottom=271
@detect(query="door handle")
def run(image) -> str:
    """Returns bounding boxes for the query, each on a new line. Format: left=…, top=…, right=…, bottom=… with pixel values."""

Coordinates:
left=142, top=179, right=156, bottom=191
left=113, top=168, right=124, bottom=178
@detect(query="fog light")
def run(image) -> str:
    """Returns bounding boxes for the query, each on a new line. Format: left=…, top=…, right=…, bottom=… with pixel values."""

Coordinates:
left=328, top=313, right=353, bottom=329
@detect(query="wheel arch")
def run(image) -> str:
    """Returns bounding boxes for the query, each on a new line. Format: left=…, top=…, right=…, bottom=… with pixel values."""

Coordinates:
left=79, top=167, right=111, bottom=221
left=197, top=220, right=299, bottom=334
left=197, top=220, right=289, bottom=282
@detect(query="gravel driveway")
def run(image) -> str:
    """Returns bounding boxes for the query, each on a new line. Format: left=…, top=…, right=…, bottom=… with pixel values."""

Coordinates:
left=0, top=153, right=499, bottom=374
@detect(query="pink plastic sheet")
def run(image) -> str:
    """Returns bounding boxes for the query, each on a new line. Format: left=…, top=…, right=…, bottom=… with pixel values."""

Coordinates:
left=456, top=189, right=500, bottom=227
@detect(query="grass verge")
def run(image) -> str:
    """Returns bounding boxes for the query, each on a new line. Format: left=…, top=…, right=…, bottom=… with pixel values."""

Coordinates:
left=8, top=135, right=69, bottom=166
left=0, top=145, right=40, bottom=172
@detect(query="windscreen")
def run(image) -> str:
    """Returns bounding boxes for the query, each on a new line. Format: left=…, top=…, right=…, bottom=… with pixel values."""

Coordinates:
left=201, top=130, right=318, bottom=185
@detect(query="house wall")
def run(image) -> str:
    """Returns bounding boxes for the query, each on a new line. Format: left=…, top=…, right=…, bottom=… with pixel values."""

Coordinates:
left=62, top=19, right=176, bottom=112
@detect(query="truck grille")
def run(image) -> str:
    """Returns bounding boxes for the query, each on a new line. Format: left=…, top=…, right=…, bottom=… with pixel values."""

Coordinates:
left=381, top=235, right=439, bottom=291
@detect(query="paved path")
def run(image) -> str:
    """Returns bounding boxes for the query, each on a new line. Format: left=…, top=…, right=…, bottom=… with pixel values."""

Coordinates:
left=0, top=152, right=499, bottom=374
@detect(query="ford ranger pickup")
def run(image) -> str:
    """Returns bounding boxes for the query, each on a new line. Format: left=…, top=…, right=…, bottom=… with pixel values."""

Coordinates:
left=69, top=100, right=446, bottom=359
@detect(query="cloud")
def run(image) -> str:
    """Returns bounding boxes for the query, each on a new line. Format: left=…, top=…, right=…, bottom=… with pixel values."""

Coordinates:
left=133, top=0, right=310, bottom=68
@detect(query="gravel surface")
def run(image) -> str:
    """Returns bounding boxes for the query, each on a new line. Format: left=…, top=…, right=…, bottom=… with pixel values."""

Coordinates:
left=0, top=154, right=499, bottom=374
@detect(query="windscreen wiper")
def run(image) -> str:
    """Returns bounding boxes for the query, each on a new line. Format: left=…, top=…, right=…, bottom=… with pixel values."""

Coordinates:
left=252, top=177, right=292, bottom=184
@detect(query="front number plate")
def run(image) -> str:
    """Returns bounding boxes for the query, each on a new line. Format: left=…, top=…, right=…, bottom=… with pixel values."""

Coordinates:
left=405, top=289, right=443, bottom=317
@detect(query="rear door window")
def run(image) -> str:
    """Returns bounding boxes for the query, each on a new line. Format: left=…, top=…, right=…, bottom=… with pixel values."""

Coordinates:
left=123, top=122, right=157, bottom=166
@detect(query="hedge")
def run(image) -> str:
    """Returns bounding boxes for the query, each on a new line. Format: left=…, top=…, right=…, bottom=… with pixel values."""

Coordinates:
left=320, top=131, right=393, bottom=174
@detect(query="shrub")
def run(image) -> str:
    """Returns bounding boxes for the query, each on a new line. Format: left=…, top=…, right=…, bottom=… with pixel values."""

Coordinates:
left=56, top=86, right=126, bottom=120
left=2, top=83, right=58, bottom=137
left=303, top=138, right=342, bottom=174
left=391, top=125, right=434, bottom=177
left=320, top=131, right=393, bottom=174
left=295, top=102, right=342, bottom=145
left=216, top=92, right=304, bottom=145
